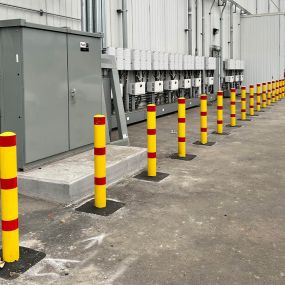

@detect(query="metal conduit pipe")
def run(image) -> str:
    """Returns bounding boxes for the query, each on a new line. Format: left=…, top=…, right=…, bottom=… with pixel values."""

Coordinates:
left=230, top=2, right=234, bottom=58
left=86, top=0, right=94, bottom=32
left=195, top=0, right=198, bottom=55
left=209, top=0, right=216, bottom=52
left=202, top=0, right=205, bottom=57
left=101, top=0, right=107, bottom=49
left=81, top=0, right=87, bottom=31
left=220, top=2, right=227, bottom=88
left=122, top=0, right=128, bottom=48
left=188, top=0, right=192, bottom=54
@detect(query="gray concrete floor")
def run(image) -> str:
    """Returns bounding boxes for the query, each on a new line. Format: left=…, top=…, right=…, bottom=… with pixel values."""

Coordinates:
left=1, top=97, right=285, bottom=285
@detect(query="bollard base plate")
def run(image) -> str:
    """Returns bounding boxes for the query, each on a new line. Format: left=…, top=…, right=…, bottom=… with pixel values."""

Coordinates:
left=247, top=114, right=259, bottom=117
left=212, top=131, right=230, bottom=135
left=76, top=199, right=124, bottom=216
left=0, top=247, right=46, bottom=280
left=193, top=141, right=216, bottom=146
left=238, top=118, right=251, bottom=121
left=169, top=153, right=197, bottom=161
left=226, top=124, right=242, bottom=128
left=134, top=171, right=169, bottom=182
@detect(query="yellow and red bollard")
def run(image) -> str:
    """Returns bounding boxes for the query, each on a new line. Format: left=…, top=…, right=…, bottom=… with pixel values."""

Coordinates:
left=147, top=104, right=156, bottom=176
left=276, top=80, right=279, bottom=101
left=241, top=86, right=247, bottom=120
left=200, top=94, right=208, bottom=144
left=272, top=81, right=276, bottom=103
left=267, top=82, right=272, bottom=106
left=230, top=88, right=237, bottom=127
left=282, top=80, right=284, bottom=99
left=216, top=91, right=224, bottom=134
left=0, top=132, right=20, bottom=262
left=178, top=98, right=186, bottom=157
left=262, top=82, right=267, bottom=108
left=256, top=84, right=261, bottom=111
left=94, top=115, right=107, bottom=208
left=249, top=85, right=255, bottom=116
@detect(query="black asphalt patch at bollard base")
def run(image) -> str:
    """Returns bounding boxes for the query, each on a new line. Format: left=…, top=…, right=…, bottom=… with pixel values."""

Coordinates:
left=247, top=114, right=259, bottom=116
left=212, top=131, right=230, bottom=135
left=238, top=118, right=252, bottom=121
left=134, top=171, right=169, bottom=182
left=226, top=124, right=242, bottom=128
left=169, top=153, right=197, bottom=161
left=0, top=247, right=46, bottom=280
left=76, top=199, right=124, bottom=216
left=193, top=141, right=216, bottom=146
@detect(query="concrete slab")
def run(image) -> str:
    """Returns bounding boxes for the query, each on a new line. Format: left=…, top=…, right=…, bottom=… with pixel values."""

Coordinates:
left=18, top=145, right=146, bottom=204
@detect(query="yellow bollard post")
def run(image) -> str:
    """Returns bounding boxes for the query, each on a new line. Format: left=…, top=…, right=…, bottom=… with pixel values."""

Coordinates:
left=94, top=115, right=106, bottom=208
left=249, top=85, right=255, bottom=116
left=241, top=86, right=247, bottom=120
left=272, top=81, right=276, bottom=103
left=178, top=98, right=186, bottom=158
left=262, top=83, right=267, bottom=108
left=267, top=82, right=272, bottom=106
left=276, top=80, right=279, bottom=101
left=230, top=88, right=236, bottom=127
left=0, top=132, right=20, bottom=263
left=216, top=91, right=224, bottom=134
left=256, top=84, right=261, bottom=111
left=200, top=94, right=208, bottom=144
left=147, top=104, right=156, bottom=176
left=282, top=80, right=284, bottom=99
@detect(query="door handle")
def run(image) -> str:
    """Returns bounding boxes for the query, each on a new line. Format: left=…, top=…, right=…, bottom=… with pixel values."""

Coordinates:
left=70, top=88, right=77, bottom=97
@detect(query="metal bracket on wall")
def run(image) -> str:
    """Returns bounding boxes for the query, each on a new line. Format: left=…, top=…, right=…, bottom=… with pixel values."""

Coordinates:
left=101, top=54, right=129, bottom=146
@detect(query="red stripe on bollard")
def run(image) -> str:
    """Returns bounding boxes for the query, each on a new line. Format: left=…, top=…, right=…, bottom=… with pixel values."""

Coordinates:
left=147, top=129, right=156, bottom=135
left=241, top=109, right=246, bottom=112
left=94, top=177, right=106, bottom=185
left=217, top=120, right=223, bottom=124
left=201, top=128, right=207, bottom=132
left=0, top=135, right=17, bottom=147
left=2, top=219, right=19, bottom=231
left=0, top=178, right=17, bottom=189
left=94, top=117, right=106, bottom=125
left=147, top=105, right=156, bottom=112
left=231, top=102, right=236, bottom=105
left=200, top=95, right=207, bottom=100
left=217, top=106, right=223, bottom=110
left=230, top=114, right=236, bottom=118
left=148, top=152, right=156, bottom=158
left=178, top=98, right=186, bottom=104
left=200, top=112, right=207, bottom=116
left=178, top=137, right=186, bottom=142
left=94, top=147, right=106, bottom=155
left=178, top=118, right=186, bottom=123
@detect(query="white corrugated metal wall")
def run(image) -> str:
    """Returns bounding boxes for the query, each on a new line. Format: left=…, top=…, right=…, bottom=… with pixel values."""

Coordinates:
left=0, top=0, right=81, bottom=30
left=241, top=13, right=285, bottom=87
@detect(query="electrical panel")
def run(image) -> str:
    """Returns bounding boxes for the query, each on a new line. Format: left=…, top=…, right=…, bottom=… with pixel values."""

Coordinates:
left=123, top=48, right=131, bottom=70
left=140, top=50, right=146, bottom=70
left=194, top=56, right=204, bottom=70
left=146, top=50, right=152, bottom=70
left=132, top=49, right=141, bottom=70
left=235, top=75, right=240, bottom=82
left=205, top=77, right=214, bottom=85
left=169, top=54, right=175, bottom=70
left=224, top=59, right=236, bottom=70
left=128, top=82, right=146, bottom=95
left=192, top=78, right=201, bottom=87
left=240, top=75, right=244, bottom=81
left=147, top=81, right=163, bottom=93
left=205, top=57, right=216, bottom=70
left=179, top=79, right=191, bottom=89
left=164, top=80, right=178, bottom=91
left=225, top=76, right=235, bottom=83
left=152, top=51, right=160, bottom=70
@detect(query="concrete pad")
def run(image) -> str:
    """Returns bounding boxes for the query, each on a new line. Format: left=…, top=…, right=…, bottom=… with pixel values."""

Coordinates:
left=18, top=145, right=146, bottom=204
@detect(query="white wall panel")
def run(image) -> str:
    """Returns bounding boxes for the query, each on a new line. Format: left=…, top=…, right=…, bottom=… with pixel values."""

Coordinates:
left=0, top=0, right=81, bottom=30
left=241, top=14, right=284, bottom=87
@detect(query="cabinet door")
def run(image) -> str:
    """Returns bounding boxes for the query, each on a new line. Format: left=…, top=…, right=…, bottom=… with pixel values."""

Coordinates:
left=67, top=34, right=102, bottom=150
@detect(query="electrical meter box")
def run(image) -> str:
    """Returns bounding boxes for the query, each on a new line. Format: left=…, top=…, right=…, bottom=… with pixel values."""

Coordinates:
left=0, top=19, right=102, bottom=170
left=147, top=81, right=163, bottom=93
left=240, top=75, right=244, bottom=81
left=192, top=78, right=202, bottom=87
left=224, top=59, right=236, bottom=70
left=205, top=77, right=214, bottom=85
left=205, top=57, right=216, bottom=70
left=235, top=75, right=240, bottom=82
left=164, top=80, right=179, bottom=91
left=128, top=82, right=146, bottom=95
left=225, top=76, right=235, bottom=83
left=179, top=79, right=191, bottom=89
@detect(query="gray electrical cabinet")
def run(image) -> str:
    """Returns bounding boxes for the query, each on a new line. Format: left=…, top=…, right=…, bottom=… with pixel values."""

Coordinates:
left=0, top=20, right=103, bottom=170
